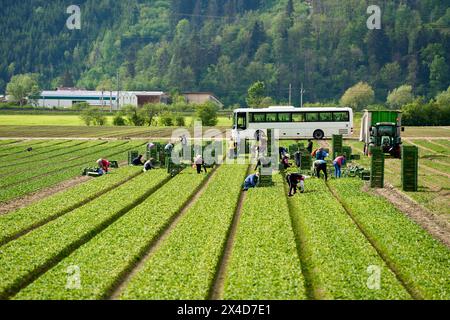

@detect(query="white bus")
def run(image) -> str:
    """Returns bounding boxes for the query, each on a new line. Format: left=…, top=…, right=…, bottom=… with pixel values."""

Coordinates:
left=232, top=106, right=353, bottom=140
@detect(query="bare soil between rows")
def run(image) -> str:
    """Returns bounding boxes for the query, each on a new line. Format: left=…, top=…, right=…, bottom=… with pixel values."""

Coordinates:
left=0, top=175, right=90, bottom=215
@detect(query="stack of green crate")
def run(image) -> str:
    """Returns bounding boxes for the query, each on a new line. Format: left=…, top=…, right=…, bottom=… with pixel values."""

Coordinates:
left=300, top=152, right=312, bottom=170
left=342, top=146, right=352, bottom=160
left=402, top=146, right=419, bottom=192
left=332, top=134, right=343, bottom=158
left=147, top=143, right=161, bottom=164
left=288, top=144, right=299, bottom=155
left=370, top=148, right=385, bottom=188
left=258, top=164, right=273, bottom=187
left=128, top=151, right=139, bottom=165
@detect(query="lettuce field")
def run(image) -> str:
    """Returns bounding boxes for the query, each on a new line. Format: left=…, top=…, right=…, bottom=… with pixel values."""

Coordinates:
left=0, top=139, right=449, bottom=300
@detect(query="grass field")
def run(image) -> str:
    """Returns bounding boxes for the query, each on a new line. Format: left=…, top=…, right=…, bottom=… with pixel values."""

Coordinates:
left=0, top=114, right=233, bottom=127
left=0, top=139, right=449, bottom=300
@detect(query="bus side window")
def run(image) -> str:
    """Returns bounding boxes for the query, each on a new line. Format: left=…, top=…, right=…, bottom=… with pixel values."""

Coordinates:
left=292, top=113, right=304, bottom=122
left=319, top=112, right=332, bottom=122
left=278, top=113, right=291, bottom=122
left=333, top=112, right=349, bottom=122
left=305, top=112, right=319, bottom=122
left=266, top=113, right=277, bottom=122
left=252, top=113, right=266, bottom=123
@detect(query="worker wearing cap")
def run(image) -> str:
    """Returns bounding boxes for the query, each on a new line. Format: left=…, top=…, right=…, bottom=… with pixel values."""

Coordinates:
left=286, top=173, right=305, bottom=197
left=243, top=172, right=260, bottom=191
left=314, top=159, right=328, bottom=181
left=96, top=158, right=110, bottom=173
left=333, top=155, right=347, bottom=178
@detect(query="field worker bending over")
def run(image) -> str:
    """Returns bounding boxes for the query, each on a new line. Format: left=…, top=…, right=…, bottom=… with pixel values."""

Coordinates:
left=132, top=154, right=145, bottom=166
left=281, top=155, right=291, bottom=170
left=315, top=147, right=329, bottom=161
left=286, top=173, right=305, bottom=197
left=96, top=158, right=110, bottom=174
left=194, top=154, right=207, bottom=174
left=243, top=172, right=260, bottom=191
left=333, top=155, right=346, bottom=178
left=143, top=159, right=155, bottom=172
left=164, top=142, right=174, bottom=155
left=314, top=159, right=328, bottom=181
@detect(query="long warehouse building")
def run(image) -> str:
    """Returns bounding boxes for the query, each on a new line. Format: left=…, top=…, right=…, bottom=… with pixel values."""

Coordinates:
left=34, top=89, right=168, bottom=110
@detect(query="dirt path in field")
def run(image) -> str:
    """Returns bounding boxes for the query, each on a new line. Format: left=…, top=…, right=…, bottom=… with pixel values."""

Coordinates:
left=0, top=175, right=90, bottom=215
left=210, top=166, right=250, bottom=300
left=372, top=185, right=450, bottom=249
left=108, top=165, right=221, bottom=300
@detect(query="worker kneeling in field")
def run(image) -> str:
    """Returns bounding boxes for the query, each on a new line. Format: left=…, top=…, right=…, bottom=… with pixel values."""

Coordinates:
left=96, top=158, right=111, bottom=174
left=333, top=155, right=346, bottom=178
left=243, top=172, right=260, bottom=191
left=314, top=159, right=328, bottom=181
left=132, top=154, right=145, bottom=166
left=286, top=173, right=305, bottom=197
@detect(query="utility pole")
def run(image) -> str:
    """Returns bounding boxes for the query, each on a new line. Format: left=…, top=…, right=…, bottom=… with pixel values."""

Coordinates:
left=300, top=82, right=306, bottom=108
left=289, top=83, right=292, bottom=106
left=116, top=71, right=120, bottom=111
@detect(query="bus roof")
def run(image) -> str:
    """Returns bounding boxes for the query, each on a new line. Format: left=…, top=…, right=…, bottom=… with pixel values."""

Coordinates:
left=233, top=106, right=353, bottom=113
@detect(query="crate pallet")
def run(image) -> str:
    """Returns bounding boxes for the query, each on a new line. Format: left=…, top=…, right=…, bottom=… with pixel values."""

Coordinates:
left=332, top=134, right=343, bottom=158
left=128, top=151, right=139, bottom=165
left=370, top=149, right=385, bottom=188
left=402, top=146, right=419, bottom=192
left=342, top=146, right=352, bottom=160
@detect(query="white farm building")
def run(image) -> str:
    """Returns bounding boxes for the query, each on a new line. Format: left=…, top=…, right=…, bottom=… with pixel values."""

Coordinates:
left=34, top=89, right=168, bottom=110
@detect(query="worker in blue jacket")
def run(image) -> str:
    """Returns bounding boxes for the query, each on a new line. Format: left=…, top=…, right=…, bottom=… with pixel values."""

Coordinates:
left=243, top=172, right=260, bottom=191
left=315, top=148, right=329, bottom=161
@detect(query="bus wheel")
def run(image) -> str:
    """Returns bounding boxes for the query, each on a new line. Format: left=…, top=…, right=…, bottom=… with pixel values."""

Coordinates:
left=313, top=130, right=324, bottom=140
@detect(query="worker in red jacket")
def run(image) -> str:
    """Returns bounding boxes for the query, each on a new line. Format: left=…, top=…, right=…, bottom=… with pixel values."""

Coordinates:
left=333, top=155, right=346, bottom=178
left=96, top=158, right=111, bottom=173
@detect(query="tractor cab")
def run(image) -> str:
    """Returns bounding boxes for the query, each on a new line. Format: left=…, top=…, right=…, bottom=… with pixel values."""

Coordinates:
left=370, top=122, right=402, bottom=157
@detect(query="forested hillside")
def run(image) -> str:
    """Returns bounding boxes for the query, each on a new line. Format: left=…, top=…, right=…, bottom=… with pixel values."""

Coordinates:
left=1, top=0, right=449, bottom=106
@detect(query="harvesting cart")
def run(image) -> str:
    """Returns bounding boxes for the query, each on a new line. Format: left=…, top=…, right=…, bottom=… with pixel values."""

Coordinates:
left=360, top=110, right=404, bottom=158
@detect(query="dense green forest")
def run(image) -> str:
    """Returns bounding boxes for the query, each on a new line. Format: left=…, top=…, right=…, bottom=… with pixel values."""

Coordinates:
left=1, top=0, right=449, bottom=106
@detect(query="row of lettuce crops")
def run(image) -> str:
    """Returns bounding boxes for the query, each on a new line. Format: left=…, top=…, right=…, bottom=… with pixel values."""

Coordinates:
left=120, top=165, right=248, bottom=300
left=0, top=141, right=110, bottom=185
left=0, top=140, right=99, bottom=173
left=0, top=140, right=147, bottom=203
left=0, top=169, right=169, bottom=299
left=288, top=178, right=410, bottom=300
left=329, top=179, right=450, bottom=300
left=0, top=140, right=86, bottom=165
left=0, top=140, right=64, bottom=156
left=222, top=174, right=307, bottom=300
left=14, top=170, right=209, bottom=299
left=0, top=166, right=143, bottom=246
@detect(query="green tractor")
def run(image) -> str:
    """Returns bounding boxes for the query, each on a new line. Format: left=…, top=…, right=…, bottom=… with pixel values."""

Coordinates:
left=360, top=110, right=404, bottom=159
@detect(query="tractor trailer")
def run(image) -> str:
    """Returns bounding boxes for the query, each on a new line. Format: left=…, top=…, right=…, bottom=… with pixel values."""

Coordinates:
left=360, top=110, right=404, bottom=158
